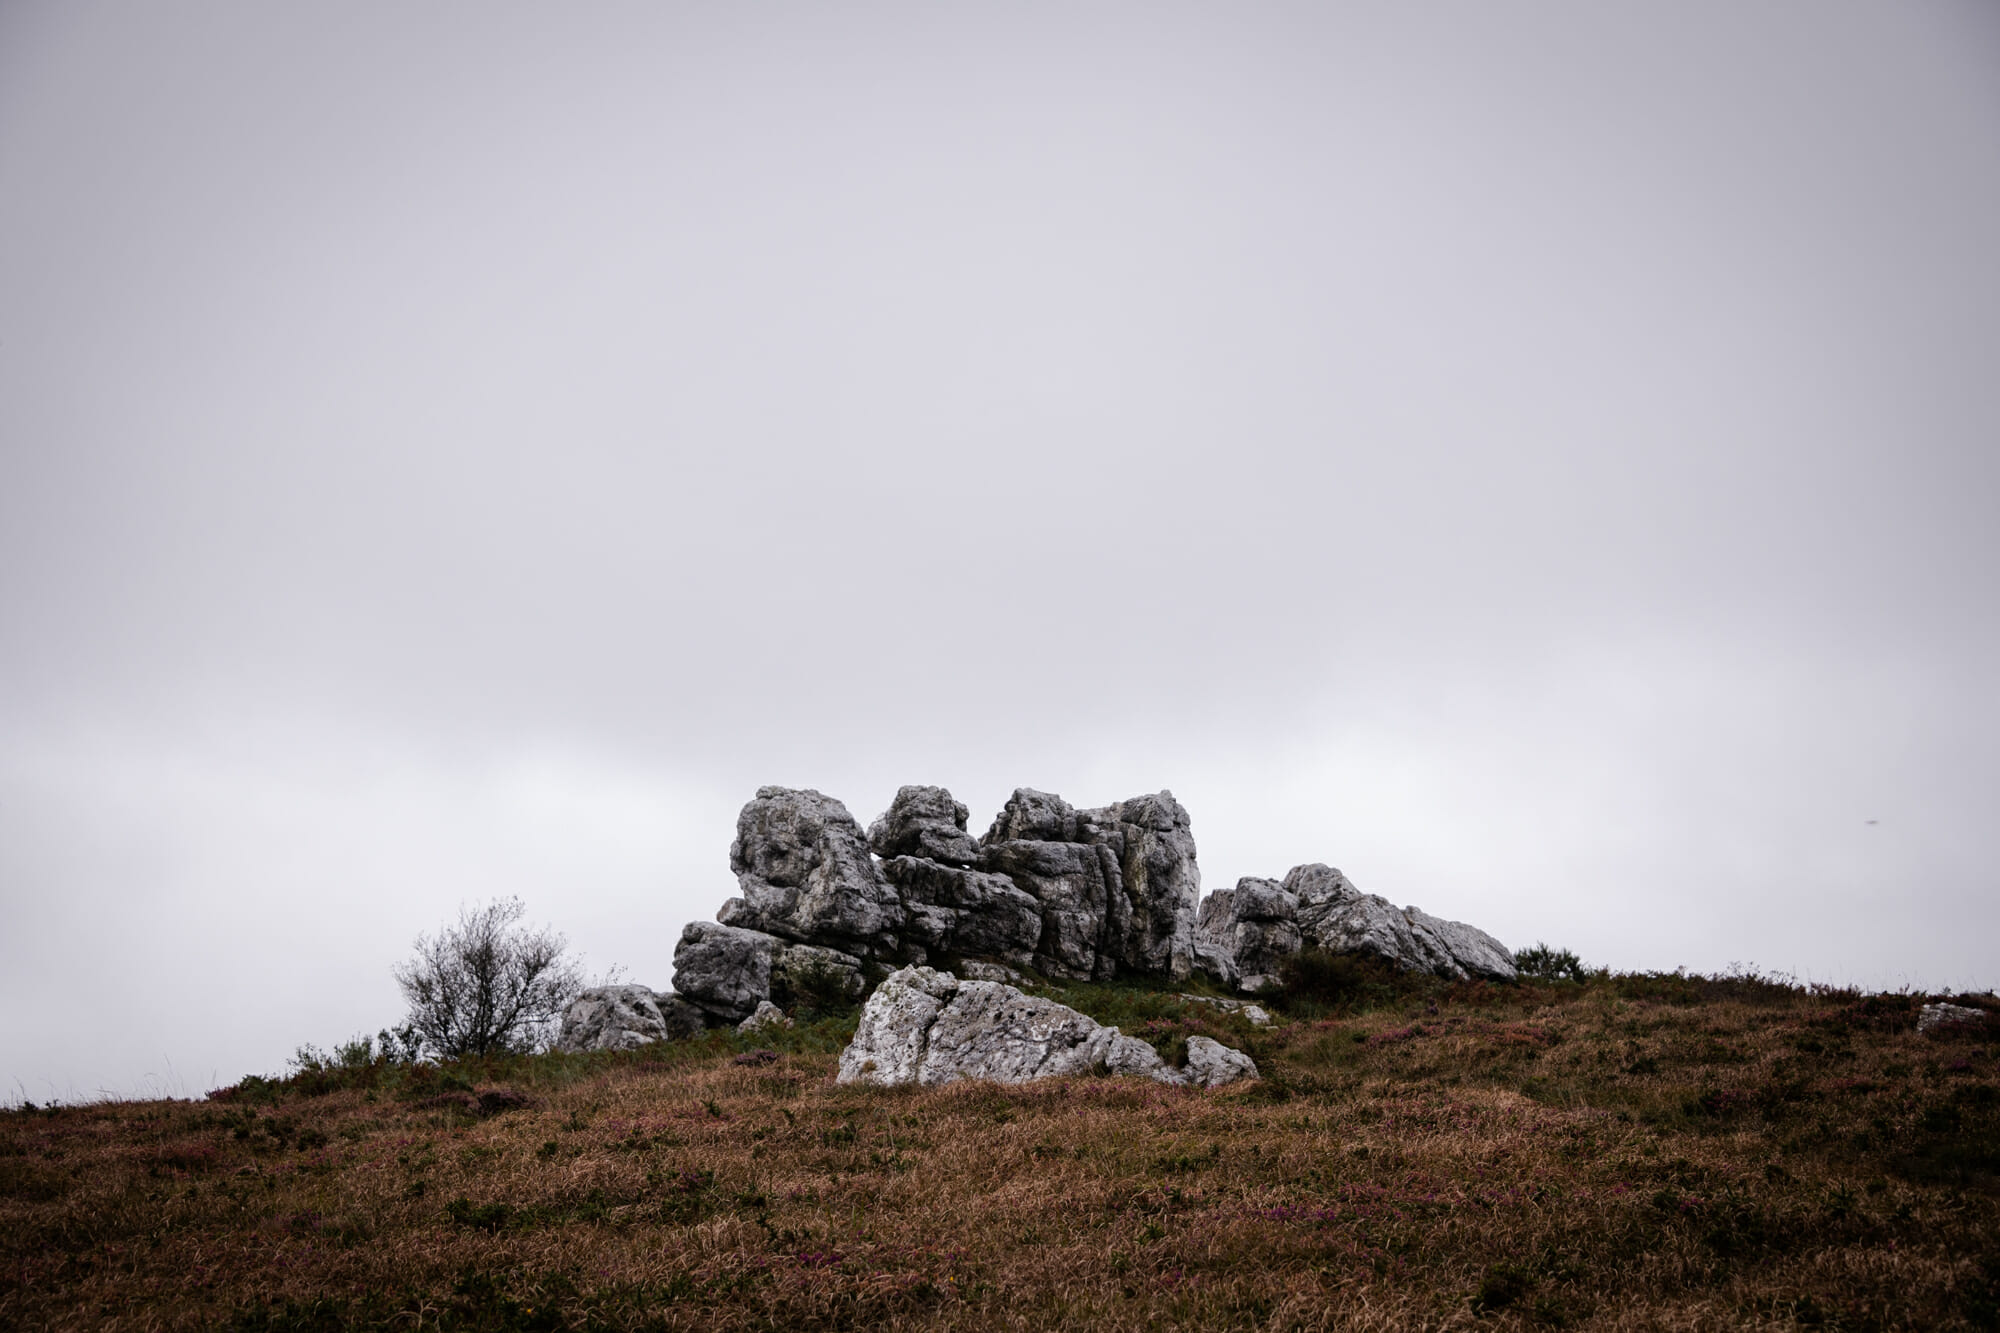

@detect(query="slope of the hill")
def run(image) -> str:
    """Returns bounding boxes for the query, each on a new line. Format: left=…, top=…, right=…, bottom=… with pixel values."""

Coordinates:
left=2, top=966, right=1996, bottom=1330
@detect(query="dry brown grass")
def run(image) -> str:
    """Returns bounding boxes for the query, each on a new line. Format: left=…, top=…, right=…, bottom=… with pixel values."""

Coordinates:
left=2, top=974, right=1996, bottom=1330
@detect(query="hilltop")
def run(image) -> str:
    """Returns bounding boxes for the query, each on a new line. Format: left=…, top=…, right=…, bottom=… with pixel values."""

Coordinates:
left=3, top=963, right=1996, bottom=1330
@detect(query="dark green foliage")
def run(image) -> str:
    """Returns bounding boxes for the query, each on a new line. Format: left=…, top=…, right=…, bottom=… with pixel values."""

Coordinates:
left=1513, top=942, right=1590, bottom=983
left=1272, top=948, right=1429, bottom=1016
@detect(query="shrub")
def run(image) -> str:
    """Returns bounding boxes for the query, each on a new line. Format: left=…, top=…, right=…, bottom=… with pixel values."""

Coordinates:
left=1272, top=948, right=1423, bottom=1016
left=1514, top=941, right=1590, bottom=983
left=392, top=898, right=586, bottom=1060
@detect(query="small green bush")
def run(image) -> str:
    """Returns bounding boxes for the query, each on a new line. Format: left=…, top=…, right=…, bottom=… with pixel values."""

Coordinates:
left=1514, top=941, right=1590, bottom=983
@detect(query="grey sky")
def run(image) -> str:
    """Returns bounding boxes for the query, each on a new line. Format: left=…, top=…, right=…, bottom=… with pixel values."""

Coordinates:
left=3, top=2, right=1996, bottom=1100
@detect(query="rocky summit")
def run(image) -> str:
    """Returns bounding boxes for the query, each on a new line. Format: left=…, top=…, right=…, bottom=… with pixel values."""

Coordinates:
left=556, top=782, right=1517, bottom=1054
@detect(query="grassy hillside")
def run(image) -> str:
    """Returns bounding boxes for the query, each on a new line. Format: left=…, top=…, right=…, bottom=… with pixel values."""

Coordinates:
left=3, top=965, right=1996, bottom=1330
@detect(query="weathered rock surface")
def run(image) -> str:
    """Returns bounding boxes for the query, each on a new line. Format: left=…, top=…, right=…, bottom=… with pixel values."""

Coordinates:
left=879, top=854, right=1042, bottom=967
left=1183, top=1035, right=1261, bottom=1088
left=738, top=1000, right=793, bottom=1033
left=1918, top=1001, right=1990, bottom=1035
left=868, top=785, right=983, bottom=866
left=555, top=985, right=706, bottom=1053
left=671, top=920, right=865, bottom=1023
left=1193, top=876, right=1303, bottom=992
left=1177, top=994, right=1275, bottom=1028
left=981, top=833, right=1122, bottom=980
left=971, top=787, right=1202, bottom=982
left=1083, top=791, right=1203, bottom=981
left=1284, top=863, right=1516, bottom=981
left=836, top=966, right=1257, bottom=1089
left=720, top=787, right=905, bottom=956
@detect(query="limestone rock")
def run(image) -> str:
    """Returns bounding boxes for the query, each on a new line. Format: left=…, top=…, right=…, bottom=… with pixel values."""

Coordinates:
left=1177, top=994, right=1275, bottom=1027
left=1286, top=863, right=1515, bottom=981
left=1183, top=1035, right=1260, bottom=1087
left=982, top=837, right=1120, bottom=980
left=1192, top=886, right=1242, bottom=988
left=1918, top=1001, right=1989, bottom=1035
left=721, top=787, right=904, bottom=956
left=671, top=920, right=865, bottom=1022
left=868, top=785, right=982, bottom=866
left=672, top=921, right=778, bottom=1023
left=738, top=1000, right=793, bottom=1033
left=768, top=939, right=867, bottom=1008
left=1194, top=876, right=1303, bottom=992
left=1081, top=791, right=1203, bottom=981
left=554, top=985, right=707, bottom=1053
left=836, top=965, right=1257, bottom=1089
left=981, top=788, right=1086, bottom=844
left=880, top=854, right=1042, bottom=967
left=959, top=960, right=1029, bottom=985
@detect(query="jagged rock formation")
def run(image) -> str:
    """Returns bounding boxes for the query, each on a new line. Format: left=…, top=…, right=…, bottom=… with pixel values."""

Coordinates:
left=976, top=788, right=1202, bottom=982
left=835, top=966, right=1257, bottom=1088
left=1287, top=864, right=1516, bottom=981
left=554, top=985, right=706, bottom=1053
left=718, top=787, right=905, bottom=957
left=1194, top=877, right=1303, bottom=992
left=671, top=920, right=866, bottom=1024
left=557, top=781, right=1517, bottom=1050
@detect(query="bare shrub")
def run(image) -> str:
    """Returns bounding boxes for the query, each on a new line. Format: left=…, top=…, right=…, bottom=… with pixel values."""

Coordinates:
left=392, top=898, right=585, bottom=1059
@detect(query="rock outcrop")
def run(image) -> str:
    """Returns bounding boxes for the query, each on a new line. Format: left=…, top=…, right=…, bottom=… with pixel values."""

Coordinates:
left=868, top=785, right=983, bottom=866
left=1287, top=863, right=1516, bottom=981
left=554, top=985, right=706, bottom=1053
left=1918, top=1001, right=1989, bottom=1035
left=719, top=787, right=905, bottom=957
left=670, top=920, right=865, bottom=1024
left=975, top=787, right=1202, bottom=982
left=557, top=781, right=1519, bottom=1052
left=835, top=966, right=1257, bottom=1088
left=1193, top=877, right=1303, bottom=992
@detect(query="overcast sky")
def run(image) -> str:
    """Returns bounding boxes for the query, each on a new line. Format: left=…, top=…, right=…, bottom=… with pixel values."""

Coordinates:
left=3, top=2, right=1997, bottom=1102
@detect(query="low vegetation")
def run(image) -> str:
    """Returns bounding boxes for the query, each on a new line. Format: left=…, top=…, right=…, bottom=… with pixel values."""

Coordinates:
left=3, top=958, right=1997, bottom=1330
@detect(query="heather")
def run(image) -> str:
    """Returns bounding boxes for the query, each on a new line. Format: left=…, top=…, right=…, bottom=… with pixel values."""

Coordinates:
left=3, top=968, right=1996, bottom=1331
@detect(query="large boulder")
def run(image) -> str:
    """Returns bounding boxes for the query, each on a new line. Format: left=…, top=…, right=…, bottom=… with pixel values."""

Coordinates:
left=879, top=855, right=1043, bottom=967
left=974, top=787, right=1204, bottom=982
left=720, top=787, right=905, bottom=956
left=868, top=785, right=983, bottom=866
left=1193, top=876, right=1303, bottom=992
left=1080, top=792, right=1203, bottom=981
left=554, top=985, right=707, bottom=1052
left=980, top=836, right=1120, bottom=980
left=836, top=966, right=1257, bottom=1089
left=671, top=920, right=866, bottom=1023
left=1285, top=864, right=1516, bottom=980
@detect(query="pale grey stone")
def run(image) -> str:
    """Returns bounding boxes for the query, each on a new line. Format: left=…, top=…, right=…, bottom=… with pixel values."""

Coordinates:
left=1080, top=791, right=1203, bottom=981
left=836, top=965, right=1257, bottom=1089
left=1183, top=1035, right=1260, bottom=1087
left=673, top=920, right=865, bottom=1022
left=1192, top=877, right=1301, bottom=990
left=868, top=785, right=982, bottom=866
left=1918, top=1001, right=1989, bottom=1034
left=1176, top=994, right=1275, bottom=1027
left=671, top=921, right=779, bottom=1023
left=1285, top=863, right=1516, bottom=981
left=981, top=787, right=1085, bottom=844
left=958, top=960, right=1028, bottom=985
left=982, top=837, right=1119, bottom=980
left=769, top=940, right=867, bottom=1007
left=554, top=985, right=707, bottom=1053
left=722, top=787, right=904, bottom=956
left=879, top=855, right=1042, bottom=967
left=737, top=1000, right=793, bottom=1033
left=1192, top=886, right=1241, bottom=987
